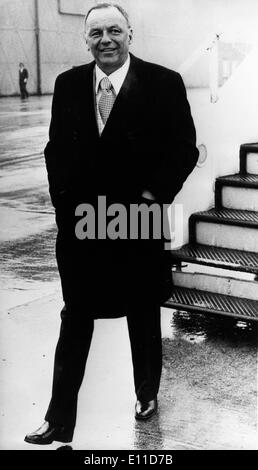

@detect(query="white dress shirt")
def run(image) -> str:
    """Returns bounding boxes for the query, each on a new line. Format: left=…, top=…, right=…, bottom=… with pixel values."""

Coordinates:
left=95, top=55, right=130, bottom=134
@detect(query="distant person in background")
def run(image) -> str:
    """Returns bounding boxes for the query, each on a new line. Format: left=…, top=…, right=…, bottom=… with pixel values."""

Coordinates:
left=19, top=62, right=29, bottom=99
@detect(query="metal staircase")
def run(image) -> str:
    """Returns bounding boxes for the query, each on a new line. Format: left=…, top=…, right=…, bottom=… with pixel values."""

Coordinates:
left=165, top=143, right=258, bottom=322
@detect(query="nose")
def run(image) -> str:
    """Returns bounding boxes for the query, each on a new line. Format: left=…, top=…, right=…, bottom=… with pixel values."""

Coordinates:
left=100, top=30, right=112, bottom=44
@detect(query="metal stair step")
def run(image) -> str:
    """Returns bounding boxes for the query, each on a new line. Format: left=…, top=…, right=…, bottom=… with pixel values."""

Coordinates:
left=240, top=142, right=258, bottom=174
left=190, top=208, right=258, bottom=250
left=172, top=269, right=258, bottom=301
left=190, top=208, right=258, bottom=227
left=215, top=174, right=258, bottom=211
left=171, top=243, right=258, bottom=274
left=240, top=143, right=258, bottom=153
left=164, top=286, right=258, bottom=321
left=216, top=173, right=258, bottom=188
left=246, top=154, right=258, bottom=175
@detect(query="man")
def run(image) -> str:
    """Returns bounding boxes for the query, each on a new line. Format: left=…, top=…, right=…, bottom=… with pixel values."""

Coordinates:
left=25, top=3, right=198, bottom=445
left=19, top=63, right=29, bottom=99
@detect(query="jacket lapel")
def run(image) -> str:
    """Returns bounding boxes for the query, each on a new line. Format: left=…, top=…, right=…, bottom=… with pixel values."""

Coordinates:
left=74, top=54, right=144, bottom=141
left=100, top=54, right=145, bottom=139
left=75, top=61, right=99, bottom=141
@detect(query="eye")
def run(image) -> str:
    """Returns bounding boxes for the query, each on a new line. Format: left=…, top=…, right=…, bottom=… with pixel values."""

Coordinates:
left=90, top=30, right=101, bottom=38
left=111, top=28, right=121, bottom=35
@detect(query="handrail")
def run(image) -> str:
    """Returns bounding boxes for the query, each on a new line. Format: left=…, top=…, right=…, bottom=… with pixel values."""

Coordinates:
left=177, top=33, right=219, bottom=75
left=178, top=33, right=221, bottom=103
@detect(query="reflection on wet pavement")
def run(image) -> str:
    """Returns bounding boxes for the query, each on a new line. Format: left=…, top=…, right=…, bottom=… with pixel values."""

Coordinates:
left=1, top=225, right=58, bottom=282
left=56, top=445, right=73, bottom=451
left=170, top=310, right=258, bottom=345
left=0, top=223, right=59, bottom=311
left=157, top=309, right=257, bottom=449
left=0, top=96, right=58, bottom=310
left=0, top=97, right=51, bottom=164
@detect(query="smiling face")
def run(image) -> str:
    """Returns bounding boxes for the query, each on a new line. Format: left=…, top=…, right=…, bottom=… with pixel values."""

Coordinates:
left=84, top=6, right=133, bottom=75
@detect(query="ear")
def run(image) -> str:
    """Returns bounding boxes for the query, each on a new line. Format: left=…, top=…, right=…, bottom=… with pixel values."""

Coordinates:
left=128, top=27, right=133, bottom=45
left=84, top=32, right=90, bottom=51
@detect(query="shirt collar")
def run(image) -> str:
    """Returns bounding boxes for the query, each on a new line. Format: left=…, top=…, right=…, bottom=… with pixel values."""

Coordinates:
left=95, top=54, right=130, bottom=96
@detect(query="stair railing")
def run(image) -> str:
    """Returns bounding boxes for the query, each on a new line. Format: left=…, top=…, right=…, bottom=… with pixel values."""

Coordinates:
left=178, top=33, right=221, bottom=103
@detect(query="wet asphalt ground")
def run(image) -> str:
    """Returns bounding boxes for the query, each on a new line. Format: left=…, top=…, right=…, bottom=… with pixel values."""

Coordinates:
left=0, top=96, right=59, bottom=310
left=0, top=96, right=257, bottom=450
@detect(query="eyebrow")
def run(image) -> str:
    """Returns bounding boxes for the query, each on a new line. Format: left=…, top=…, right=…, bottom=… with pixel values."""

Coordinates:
left=89, top=24, right=122, bottom=32
left=89, top=28, right=101, bottom=33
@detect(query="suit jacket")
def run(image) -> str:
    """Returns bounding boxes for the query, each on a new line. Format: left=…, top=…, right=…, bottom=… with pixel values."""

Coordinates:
left=44, top=53, right=198, bottom=315
left=19, top=68, right=28, bottom=84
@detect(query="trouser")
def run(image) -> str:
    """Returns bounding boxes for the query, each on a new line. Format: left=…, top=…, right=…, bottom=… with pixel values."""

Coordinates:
left=19, top=82, right=28, bottom=99
left=45, top=301, right=162, bottom=431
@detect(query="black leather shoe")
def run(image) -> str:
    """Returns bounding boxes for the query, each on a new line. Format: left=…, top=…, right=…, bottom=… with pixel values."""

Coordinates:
left=24, top=421, right=73, bottom=445
left=135, top=398, right=158, bottom=420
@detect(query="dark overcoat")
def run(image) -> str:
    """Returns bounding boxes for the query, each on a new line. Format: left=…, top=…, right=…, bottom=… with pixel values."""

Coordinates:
left=19, top=68, right=28, bottom=85
left=44, top=53, right=199, bottom=317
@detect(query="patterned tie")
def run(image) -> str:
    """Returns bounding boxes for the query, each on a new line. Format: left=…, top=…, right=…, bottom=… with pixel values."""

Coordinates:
left=98, top=77, right=116, bottom=125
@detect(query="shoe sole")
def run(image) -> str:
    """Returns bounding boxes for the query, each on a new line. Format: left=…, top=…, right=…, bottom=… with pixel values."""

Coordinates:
left=24, top=435, right=72, bottom=445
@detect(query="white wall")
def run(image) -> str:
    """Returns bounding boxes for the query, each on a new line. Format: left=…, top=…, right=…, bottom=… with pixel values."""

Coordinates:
left=0, top=0, right=37, bottom=95
left=170, top=45, right=258, bottom=246
left=2, top=0, right=258, bottom=95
